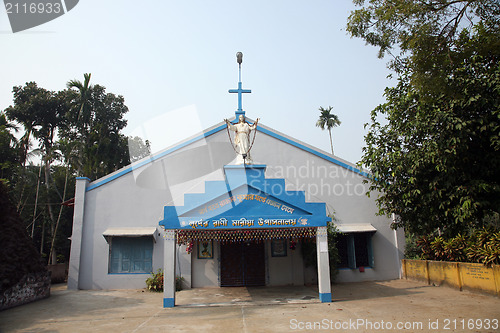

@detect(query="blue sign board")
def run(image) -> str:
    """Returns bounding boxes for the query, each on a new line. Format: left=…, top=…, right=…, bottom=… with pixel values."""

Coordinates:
left=159, top=165, right=329, bottom=230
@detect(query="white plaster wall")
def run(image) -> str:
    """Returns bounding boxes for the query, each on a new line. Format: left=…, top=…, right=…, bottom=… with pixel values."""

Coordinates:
left=267, top=240, right=304, bottom=286
left=75, top=122, right=403, bottom=289
left=77, top=132, right=230, bottom=289
left=191, top=241, right=219, bottom=287
left=250, top=128, right=403, bottom=282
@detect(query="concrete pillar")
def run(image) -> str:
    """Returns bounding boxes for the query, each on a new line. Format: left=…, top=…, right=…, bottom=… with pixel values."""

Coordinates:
left=163, top=229, right=176, bottom=307
left=316, top=226, right=332, bottom=302
left=67, top=177, right=90, bottom=290
left=177, top=245, right=192, bottom=288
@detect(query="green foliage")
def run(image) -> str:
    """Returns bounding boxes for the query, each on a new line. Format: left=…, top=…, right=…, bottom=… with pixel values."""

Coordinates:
left=347, top=0, right=500, bottom=69
left=467, top=230, right=500, bottom=267
left=404, top=232, right=423, bottom=260
left=176, top=276, right=185, bottom=291
left=353, top=4, right=500, bottom=235
left=145, top=269, right=184, bottom=292
left=0, top=112, right=18, bottom=181
left=414, top=228, right=500, bottom=266
left=301, top=219, right=341, bottom=281
left=1, top=74, right=150, bottom=264
left=61, top=76, right=131, bottom=180
left=146, top=269, right=164, bottom=292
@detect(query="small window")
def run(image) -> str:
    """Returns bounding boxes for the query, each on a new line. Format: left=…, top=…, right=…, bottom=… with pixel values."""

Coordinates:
left=354, top=233, right=370, bottom=267
left=336, top=233, right=374, bottom=269
left=109, top=236, right=153, bottom=274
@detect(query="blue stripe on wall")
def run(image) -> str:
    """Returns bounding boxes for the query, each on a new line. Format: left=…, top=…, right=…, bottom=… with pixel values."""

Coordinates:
left=257, top=127, right=370, bottom=178
left=85, top=124, right=227, bottom=191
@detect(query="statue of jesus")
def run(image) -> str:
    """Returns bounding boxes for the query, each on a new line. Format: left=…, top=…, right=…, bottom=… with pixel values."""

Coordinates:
left=224, top=115, right=259, bottom=164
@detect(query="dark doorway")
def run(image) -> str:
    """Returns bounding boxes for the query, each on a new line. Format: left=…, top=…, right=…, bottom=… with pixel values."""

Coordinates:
left=220, top=241, right=265, bottom=287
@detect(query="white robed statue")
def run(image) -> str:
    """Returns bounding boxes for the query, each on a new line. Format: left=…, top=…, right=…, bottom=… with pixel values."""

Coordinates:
left=225, top=115, right=259, bottom=165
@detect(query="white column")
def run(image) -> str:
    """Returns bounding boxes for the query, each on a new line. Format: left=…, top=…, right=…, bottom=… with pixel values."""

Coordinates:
left=163, top=229, right=176, bottom=307
left=316, top=226, right=332, bottom=302
left=177, top=245, right=192, bottom=289
left=67, top=177, right=90, bottom=290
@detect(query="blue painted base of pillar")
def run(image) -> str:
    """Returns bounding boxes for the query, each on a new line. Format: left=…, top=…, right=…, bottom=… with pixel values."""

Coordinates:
left=163, top=298, right=175, bottom=308
left=319, top=292, right=332, bottom=303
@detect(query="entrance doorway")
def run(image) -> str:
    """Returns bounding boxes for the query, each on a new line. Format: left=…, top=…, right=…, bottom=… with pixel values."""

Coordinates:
left=220, top=241, right=265, bottom=287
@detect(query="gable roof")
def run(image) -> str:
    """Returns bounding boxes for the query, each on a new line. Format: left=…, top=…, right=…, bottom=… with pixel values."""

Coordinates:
left=85, top=118, right=370, bottom=192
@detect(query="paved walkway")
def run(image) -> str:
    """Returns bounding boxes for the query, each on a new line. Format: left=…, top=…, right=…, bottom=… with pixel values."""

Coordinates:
left=0, top=279, right=499, bottom=332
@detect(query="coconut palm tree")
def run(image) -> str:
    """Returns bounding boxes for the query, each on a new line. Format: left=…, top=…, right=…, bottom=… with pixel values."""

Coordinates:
left=65, top=73, right=92, bottom=176
left=316, top=106, right=341, bottom=155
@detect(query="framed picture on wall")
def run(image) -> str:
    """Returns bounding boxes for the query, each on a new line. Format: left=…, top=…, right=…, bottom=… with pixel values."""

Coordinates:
left=271, top=239, right=287, bottom=257
left=197, top=240, right=213, bottom=259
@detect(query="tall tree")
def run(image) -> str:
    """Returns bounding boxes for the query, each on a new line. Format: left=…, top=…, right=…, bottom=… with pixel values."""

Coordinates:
left=316, top=106, right=341, bottom=155
left=67, top=73, right=92, bottom=124
left=62, top=79, right=130, bottom=180
left=3, top=76, right=150, bottom=264
left=0, top=112, right=18, bottom=181
left=5, top=83, right=69, bottom=263
left=348, top=1, right=500, bottom=235
left=32, top=90, right=68, bottom=264
left=5, top=82, right=48, bottom=166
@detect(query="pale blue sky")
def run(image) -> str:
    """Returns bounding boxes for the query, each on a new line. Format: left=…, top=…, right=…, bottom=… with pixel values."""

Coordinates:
left=0, top=1, right=393, bottom=165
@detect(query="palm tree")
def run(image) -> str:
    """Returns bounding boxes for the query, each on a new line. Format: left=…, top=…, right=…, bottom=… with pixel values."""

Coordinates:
left=316, top=106, right=341, bottom=155
left=66, top=73, right=92, bottom=176
left=67, top=73, right=92, bottom=125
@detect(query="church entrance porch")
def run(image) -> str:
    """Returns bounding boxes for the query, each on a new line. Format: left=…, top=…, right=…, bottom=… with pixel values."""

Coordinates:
left=220, top=241, right=265, bottom=287
left=160, top=165, right=332, bottom=307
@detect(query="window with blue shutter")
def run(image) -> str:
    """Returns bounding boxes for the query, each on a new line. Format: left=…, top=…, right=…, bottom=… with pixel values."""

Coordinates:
left=336, top=232, right=375, bottom=269
left=109, top=236, right=153, bottom=274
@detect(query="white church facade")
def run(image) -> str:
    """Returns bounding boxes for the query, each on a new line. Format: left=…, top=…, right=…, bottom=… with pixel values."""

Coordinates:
left=67, top=55, right=404, bottom=307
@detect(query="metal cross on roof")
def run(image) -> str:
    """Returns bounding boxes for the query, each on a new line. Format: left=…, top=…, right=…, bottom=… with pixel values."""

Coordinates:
left=229, top=52, right=251, bottom=118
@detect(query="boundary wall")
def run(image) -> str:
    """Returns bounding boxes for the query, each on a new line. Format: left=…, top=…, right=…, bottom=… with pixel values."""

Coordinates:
left=402, top=259, right=500, bottom=297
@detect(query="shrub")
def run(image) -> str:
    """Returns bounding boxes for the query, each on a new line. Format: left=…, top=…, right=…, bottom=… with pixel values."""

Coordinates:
left=413, top=228, right=500, bottom=266
left=300, top=220, right=340, bottom=281
left=146, top=269, right=185, bottom=292
left=175, top=276, right=184, bottom=291
left=146, top=269, right=163, bottom=292
left=467, top=230, right=500, bottom=267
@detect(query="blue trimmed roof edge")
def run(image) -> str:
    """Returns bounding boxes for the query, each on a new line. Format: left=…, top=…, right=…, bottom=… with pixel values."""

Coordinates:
left=84, top=119, right=370, bottom=192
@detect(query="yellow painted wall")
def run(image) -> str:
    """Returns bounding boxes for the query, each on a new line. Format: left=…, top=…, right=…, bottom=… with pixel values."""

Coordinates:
left=403, top=260, right=499, bottom=297
left=427, top=261, right=461, bottom=289
left=459, top=262, right=496, bottom=295
left=403, top=259, right=428, bottom=283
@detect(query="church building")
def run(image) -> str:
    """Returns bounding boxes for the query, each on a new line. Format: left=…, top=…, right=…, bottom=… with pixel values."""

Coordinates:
left=67, top=54, right=404, bottom=307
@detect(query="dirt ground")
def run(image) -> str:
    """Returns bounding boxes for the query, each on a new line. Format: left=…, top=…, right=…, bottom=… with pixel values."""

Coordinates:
left=0, top=279, right=499, bottom=332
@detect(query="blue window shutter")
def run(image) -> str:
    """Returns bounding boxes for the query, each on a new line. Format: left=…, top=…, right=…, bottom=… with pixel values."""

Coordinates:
left=367, top=234, right=374, bottom=268
left=347, top=234, right=356, bottom=269
left=109, top=237, right=153, bottom=274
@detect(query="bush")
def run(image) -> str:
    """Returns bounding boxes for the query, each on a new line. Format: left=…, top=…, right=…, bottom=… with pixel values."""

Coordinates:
left=176, top=276, right=184, bottom=291
left=467, top=230, right=500, bottom=267
left=413, top=228, right=500, bottom=266
left=146, top=269, right=163, bottom=292
left=146, top=269, right=185, bottom=292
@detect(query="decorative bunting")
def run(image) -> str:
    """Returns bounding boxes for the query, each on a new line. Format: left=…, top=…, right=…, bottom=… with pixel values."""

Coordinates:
left=177, top=227, right=317, bottom=246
